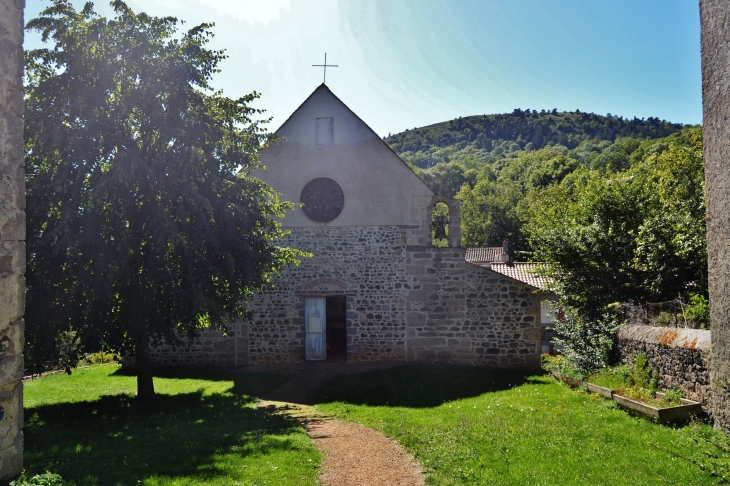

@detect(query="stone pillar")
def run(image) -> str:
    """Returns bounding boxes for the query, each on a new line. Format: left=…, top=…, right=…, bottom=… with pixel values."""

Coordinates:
left=0, top=0, right=25, bottom=478
left=701, top=0, right=730, bottom=431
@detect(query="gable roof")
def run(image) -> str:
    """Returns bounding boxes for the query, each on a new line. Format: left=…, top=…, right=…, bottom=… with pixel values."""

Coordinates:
left=488, top=262, right=552, bottom=290
left=274, top=84, right=441, bottom=197
left=469, top=260, right=553, bottom=290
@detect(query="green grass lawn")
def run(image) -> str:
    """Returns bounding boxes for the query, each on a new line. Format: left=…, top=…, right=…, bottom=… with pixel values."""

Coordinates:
left=23, top=364, right=320, bottom=486
left=312, top=365, right=727, bottom=485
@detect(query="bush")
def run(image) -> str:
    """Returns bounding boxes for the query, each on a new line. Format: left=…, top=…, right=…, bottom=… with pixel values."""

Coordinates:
left=685, top=293, right=710, bottom=329
left=10, top=471, right=73, bottom=486
left=631, top=353, right=659, bottom=392
left=84, top=351, right=119, bottom=365
left=654, top=311, right=674, bottom=327
left=540, top=354, right=584, bottom=379
left=56, top=329, right=83, bottom=375
left=551, top=309, right=620, bottom=374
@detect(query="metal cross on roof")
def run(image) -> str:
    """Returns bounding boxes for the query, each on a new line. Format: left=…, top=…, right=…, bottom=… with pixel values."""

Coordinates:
left=312, top=53, right=338, bottom=84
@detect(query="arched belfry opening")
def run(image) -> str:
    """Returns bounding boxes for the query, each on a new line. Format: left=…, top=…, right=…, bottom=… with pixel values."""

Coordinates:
left=428, top=195, right=461, bottom=248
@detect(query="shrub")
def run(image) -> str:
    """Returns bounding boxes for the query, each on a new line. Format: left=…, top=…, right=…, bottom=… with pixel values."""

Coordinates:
left=85, top=351, right=119, bottom=365
left=630, top=353, right=659, bottom=392
left=685, top=293, right=710, bottom=329
left=654, top=311, right=674, bottom=327
left=551, top=310, right=620, bottom=374
left=660, top=388, right=685, bottom=407
left=56, top=329, right=83, bottom=375
left=10, top=471, right=73, bottom=486
left=540, top=354, right=583, bottom=379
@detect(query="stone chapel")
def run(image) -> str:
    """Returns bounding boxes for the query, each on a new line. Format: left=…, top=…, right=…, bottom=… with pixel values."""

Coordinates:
left=150, top=84, right=544, bottom=368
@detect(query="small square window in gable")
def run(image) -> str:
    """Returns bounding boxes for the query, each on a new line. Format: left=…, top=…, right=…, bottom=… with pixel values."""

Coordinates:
left=316, top=117, right=334, bottom=145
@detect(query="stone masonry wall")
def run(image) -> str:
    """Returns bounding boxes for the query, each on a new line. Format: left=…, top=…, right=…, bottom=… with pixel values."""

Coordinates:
left=243, top=225, right=542, bottom=367
left=406, top=246, right=541, bottom=367
left=152, top=225, right=542, bottom=368
left=248, top=226, right=409, bottom=362
left=0, top=0, right=25, bottom=478
left=149, top=326, right=248, bottom=367
left=701, top=0, right=730, bottom=431
left=149, top=223, right=542, bottom=368
left=618, top=326, right=712, bottom=410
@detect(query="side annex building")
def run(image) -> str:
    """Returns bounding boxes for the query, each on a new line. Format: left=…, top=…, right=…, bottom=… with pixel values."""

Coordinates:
left=149, top=85, right=544, bottom=368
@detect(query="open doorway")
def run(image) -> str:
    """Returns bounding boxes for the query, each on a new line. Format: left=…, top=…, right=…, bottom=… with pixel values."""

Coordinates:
left=326, top=296, right=347, bottom=360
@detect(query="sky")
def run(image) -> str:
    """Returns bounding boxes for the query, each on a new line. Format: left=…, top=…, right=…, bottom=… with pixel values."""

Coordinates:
left=23, top=0, right=702, bottom=137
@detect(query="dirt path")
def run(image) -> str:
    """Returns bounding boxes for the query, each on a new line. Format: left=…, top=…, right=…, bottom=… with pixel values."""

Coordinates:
left=247, top=363, right=425, bottom=485
left=307, top=418, right=424, bottom=486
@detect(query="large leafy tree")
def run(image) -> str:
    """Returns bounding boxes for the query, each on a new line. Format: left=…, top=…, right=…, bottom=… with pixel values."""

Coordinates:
left=523, top=127, right=706, bottom=318
left=25, top=1, right=300, bottom=397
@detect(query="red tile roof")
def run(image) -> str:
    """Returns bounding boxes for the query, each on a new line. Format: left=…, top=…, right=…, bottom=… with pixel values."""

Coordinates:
left=475, top=261, right=553, bottom=290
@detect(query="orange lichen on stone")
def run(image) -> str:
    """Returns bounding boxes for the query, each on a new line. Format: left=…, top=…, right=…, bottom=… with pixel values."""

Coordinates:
left=659, top=330, right=679, bottom=346
left=689, top=337, right=699, bottom=350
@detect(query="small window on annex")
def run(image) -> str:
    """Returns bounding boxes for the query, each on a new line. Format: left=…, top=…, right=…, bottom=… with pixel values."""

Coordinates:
left=316, top=117, right=334, bottom=145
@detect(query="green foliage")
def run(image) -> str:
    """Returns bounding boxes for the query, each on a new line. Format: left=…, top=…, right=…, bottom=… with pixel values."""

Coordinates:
left=685, top=294, right=711, bottom=329
left=631, top=353, right=659, bottom=392
left=391, top=116, right=706, bottom=327
left=654, top=312, right=675, bottom=327
left=587, top=357, right=685, bottom=408
left=84, top=350, right=119, bottom=365
left=587, top=365, right=631, bottom=390
left=386, top=111, right=684, bottom=170
left=457, top=178, right=525, bottom=250
left=23, top=365, right=319, bottom=485
left=10, top=472, right=72, bottom=486
left=55, top=329, right=83, bottom=375
left=523, top=127, right=706, bottom=318
left=550, top=310, right=620, bottom=374
left=24, top=1, right=303, bottom=393
left=662, top=388, right=686, bottom=405
left=420, top=163, right=475, bottom=197
left=540, top=354, right=583, bottom=379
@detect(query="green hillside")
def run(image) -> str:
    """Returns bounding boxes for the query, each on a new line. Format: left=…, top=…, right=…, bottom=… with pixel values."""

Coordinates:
left=384, top=111, right=704, bottom=317
left=385, top=110, right=684, bottom=170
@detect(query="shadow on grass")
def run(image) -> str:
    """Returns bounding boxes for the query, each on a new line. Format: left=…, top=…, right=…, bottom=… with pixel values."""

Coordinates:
left=23, top=372, right=305, bottom=485
left=309, top=364, right=544, bottom=408
left=112, top=366, right=291, bottom=398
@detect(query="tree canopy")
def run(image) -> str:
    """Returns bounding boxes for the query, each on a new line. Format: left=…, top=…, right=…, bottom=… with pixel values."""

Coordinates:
left=24, top=0, right=300, bottom=397
left=390, top=115, right=706, bottom=325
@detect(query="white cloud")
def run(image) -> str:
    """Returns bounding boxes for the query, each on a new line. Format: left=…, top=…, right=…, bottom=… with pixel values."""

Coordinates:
left=196, top=0, right=291, bottom=25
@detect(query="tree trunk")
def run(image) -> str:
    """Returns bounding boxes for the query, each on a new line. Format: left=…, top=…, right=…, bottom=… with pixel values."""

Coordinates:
left=135, top=338, right=155, bottom=399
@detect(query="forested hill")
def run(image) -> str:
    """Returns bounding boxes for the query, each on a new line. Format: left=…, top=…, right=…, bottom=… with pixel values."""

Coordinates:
left=384, top=110, right=685, bottom=169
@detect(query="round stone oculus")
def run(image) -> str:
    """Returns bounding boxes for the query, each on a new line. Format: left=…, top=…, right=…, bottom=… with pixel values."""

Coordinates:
left=300, top=177, right=345, bottom=222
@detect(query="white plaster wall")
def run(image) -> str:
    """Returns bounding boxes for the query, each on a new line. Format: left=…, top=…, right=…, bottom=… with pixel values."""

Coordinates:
left=258, top=86, right=434, bottom=227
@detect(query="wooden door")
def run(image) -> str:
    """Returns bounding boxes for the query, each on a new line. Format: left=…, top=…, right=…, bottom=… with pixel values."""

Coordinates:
left=305, top=297, right=326, bottom=360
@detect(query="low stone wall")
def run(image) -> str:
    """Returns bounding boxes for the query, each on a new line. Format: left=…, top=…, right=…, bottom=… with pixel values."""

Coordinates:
left=148, top=326, right=248, bottom=367
left=617, top=325, right=712, bottom=410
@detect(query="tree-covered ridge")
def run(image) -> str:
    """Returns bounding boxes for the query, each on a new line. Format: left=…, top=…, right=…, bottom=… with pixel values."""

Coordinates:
left=385, top=110, right=685, bottom=169
left=387, top=110, right=706, bottom=330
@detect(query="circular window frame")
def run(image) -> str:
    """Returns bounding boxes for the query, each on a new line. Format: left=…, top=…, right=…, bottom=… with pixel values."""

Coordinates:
left=300, top=177, right=345, bottom=223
